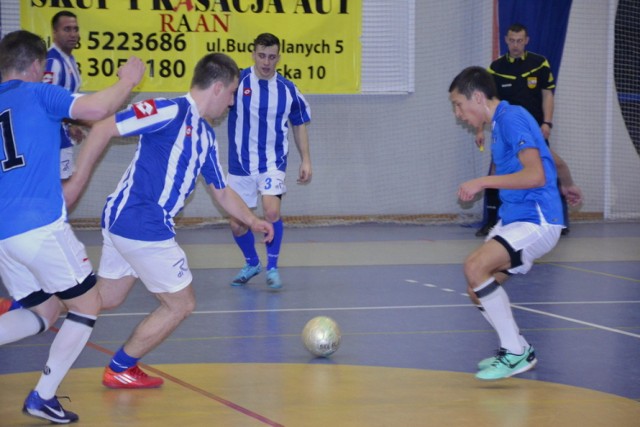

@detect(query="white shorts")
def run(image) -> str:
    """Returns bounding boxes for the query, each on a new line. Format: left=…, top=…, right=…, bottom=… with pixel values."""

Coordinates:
left=227, top=170, right=286, bottom=208
left=99, top=230, right=193, bottom=294
left=0, top=217, right=93, bottom=300
left=60, top=146, right=75, bottom=180
left=487, top=218, right=562, bottom=275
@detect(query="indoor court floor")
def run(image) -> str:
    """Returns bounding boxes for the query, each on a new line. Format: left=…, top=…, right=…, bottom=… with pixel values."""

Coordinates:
left=0, top=221, right=639, bottom=426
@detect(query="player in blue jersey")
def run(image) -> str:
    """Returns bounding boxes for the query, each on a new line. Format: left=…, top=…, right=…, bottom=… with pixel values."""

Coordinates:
left=43, top=11, right=86, bottom=180
left=226, top=32, right=312, bottom=290
left=64, top=53, right=274, bottom=390
left=0, top=30, right=145, bottom=424
left=0, top=12, right=86, bottom=317
left=449, top=66, right=566, bottom=381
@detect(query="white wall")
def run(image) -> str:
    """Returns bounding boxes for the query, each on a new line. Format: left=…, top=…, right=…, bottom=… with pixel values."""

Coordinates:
left=4, top=1, right=637, bottom=222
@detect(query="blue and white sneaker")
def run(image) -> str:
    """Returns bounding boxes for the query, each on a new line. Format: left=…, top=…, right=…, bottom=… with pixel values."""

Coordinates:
left=266, top=268, right=283, bottom=289
left=23, top=390, right=78, bottom=424
left=475, top=346, right=537, bottom=381
left=230, top=263, right=262, bottom=286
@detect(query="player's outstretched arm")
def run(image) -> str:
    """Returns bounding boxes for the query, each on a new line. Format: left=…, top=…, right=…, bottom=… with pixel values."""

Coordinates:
left=71, top=56, right=145, bottom=122
left=209, top=186, right=274, bottom=243
left=63, top=116, right=119, bottom=208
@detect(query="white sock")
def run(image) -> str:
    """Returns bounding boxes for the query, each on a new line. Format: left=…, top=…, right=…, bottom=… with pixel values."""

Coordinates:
left=0, top=309, right=49, bottom=345
left=476, top=304, right=495, bottom=328
left=35, top=311, right=96, bottom=400
left=477, top=304, right=530, bottom=349
left=476, top=279, right=524, bottom=355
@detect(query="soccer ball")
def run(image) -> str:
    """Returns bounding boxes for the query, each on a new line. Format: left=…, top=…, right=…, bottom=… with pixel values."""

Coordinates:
left=301, top=316, right=341, bottom=357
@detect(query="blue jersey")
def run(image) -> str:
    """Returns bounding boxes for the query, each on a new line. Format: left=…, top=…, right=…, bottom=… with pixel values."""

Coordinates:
left=43, top=44, right=82, bottom=150
left=102, top=94, right=227, bottom=241
left=0, top=81, right=77, bottom=240
left=227, top=66, right=311, bottom=176
left=491, top=101, right=564, bottom=226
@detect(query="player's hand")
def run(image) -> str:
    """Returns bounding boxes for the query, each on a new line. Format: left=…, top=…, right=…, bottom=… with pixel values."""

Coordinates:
left=251, top=219, right=274, bottom=243
left=458, top=178, right=483, bottom=202
left=561, top=184, right=583, bottom=207
left=297, top=161, right=312, bottom=184
left=540, top=124, right=551, bottom=140
left=117, top=56, right=146, bottom=87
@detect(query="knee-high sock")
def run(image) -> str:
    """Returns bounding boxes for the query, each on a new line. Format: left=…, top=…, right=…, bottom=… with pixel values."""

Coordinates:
left=266, top=219, right=283, bottom=270
left=233, top=230, right=260, bottom=266
left=0, top=308, right=48, bottom=345
left=35, top=311, right=96, bottom=400
left=476, top=303, right=529, bottom=348
left=475, top=279, right=523, bottom=354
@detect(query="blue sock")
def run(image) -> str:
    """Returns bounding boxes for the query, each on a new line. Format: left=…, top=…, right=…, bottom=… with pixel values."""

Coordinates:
left=109, top=346, right=139, bottom=373
left=266, top=218, right=283, bottom=270
left=233, top=230, right=260, bottom=266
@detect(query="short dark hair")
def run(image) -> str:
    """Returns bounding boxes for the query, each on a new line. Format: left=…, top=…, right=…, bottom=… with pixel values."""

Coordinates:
left=507, top=23, right=528, bottom=36
left=52, top=11, right=77, bottom=29
left=254, top=33, right=280, bottom=51
left=0, top=30, right=47, bottom=76
left=191, top=53, right=239, bottom=90
left=448, top=66, right=498, bottom=99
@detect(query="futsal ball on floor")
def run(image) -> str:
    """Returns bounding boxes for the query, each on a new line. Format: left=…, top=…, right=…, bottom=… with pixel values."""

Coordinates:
left=301, top=316, right=341, bottom=357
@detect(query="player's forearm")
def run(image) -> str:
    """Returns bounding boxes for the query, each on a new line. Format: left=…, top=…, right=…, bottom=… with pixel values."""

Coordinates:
left=292, top=124, right=311, bottom=162
left=72, top=56, right=144, bottom=122
left=551, top=150, right=575, bottom=187
left=210, top=186, right=259, bottom=228
left=69, top=118, right=118, bottom=194
left=73, top=80, right=137, bottom=122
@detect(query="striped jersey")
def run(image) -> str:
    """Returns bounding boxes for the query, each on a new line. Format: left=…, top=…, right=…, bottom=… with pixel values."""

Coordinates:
left=102, top=94, right=227, bottom=241
left=491, top=101, right=564, bottom=226
left=227, top=66, right=311, bottom=176
left=0, top=81, right=78, bottom=240
left=43, top=44, right=82, bottom=149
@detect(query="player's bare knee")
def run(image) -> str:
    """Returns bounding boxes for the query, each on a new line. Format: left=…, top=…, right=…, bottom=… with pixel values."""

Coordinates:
left=263, top=210, right=280, bottom=224
left=177, top=295, right=196, bottom=318
left=164, top=289, right=196, bottom=319
left=230, top=218, right=248, bottom=236
left=463, top=255, right=483, bottom=283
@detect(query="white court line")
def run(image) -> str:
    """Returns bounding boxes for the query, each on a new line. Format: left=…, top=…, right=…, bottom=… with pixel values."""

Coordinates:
left=99, top=300, right=640, bottom=317
left=99, top=304, right=472, bottom=317
left=512, top=304, right=640, bottom=339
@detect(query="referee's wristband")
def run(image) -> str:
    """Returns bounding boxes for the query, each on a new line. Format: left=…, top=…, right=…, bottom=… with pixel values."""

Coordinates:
left=542, top=121, right=553, bottom=128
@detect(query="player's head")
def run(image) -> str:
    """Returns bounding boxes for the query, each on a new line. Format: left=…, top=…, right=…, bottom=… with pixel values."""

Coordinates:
left=505, top=23, right=529, bottom=58
left=191, top=53, right=239, bottom=119
left=0, top=30, right=47, bottom=82
left=252, top=33, right=280, bottom=80
left=448, top=66, right=497, bottom=129
left=51, top=11, right=79, bottom=55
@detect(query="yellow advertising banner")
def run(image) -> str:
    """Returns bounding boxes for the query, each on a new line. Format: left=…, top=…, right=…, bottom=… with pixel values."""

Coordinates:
left=21, top=0, right=361, bottom=94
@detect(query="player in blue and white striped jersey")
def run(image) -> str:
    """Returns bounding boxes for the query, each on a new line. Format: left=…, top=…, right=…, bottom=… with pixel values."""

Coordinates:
left=227, top=33, right=312, bottom=290
left=0, top=30, right=144, bottom=424
left=42, top=11, right=86, bottom=179
left=65, top=53, right=274, bottom=390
